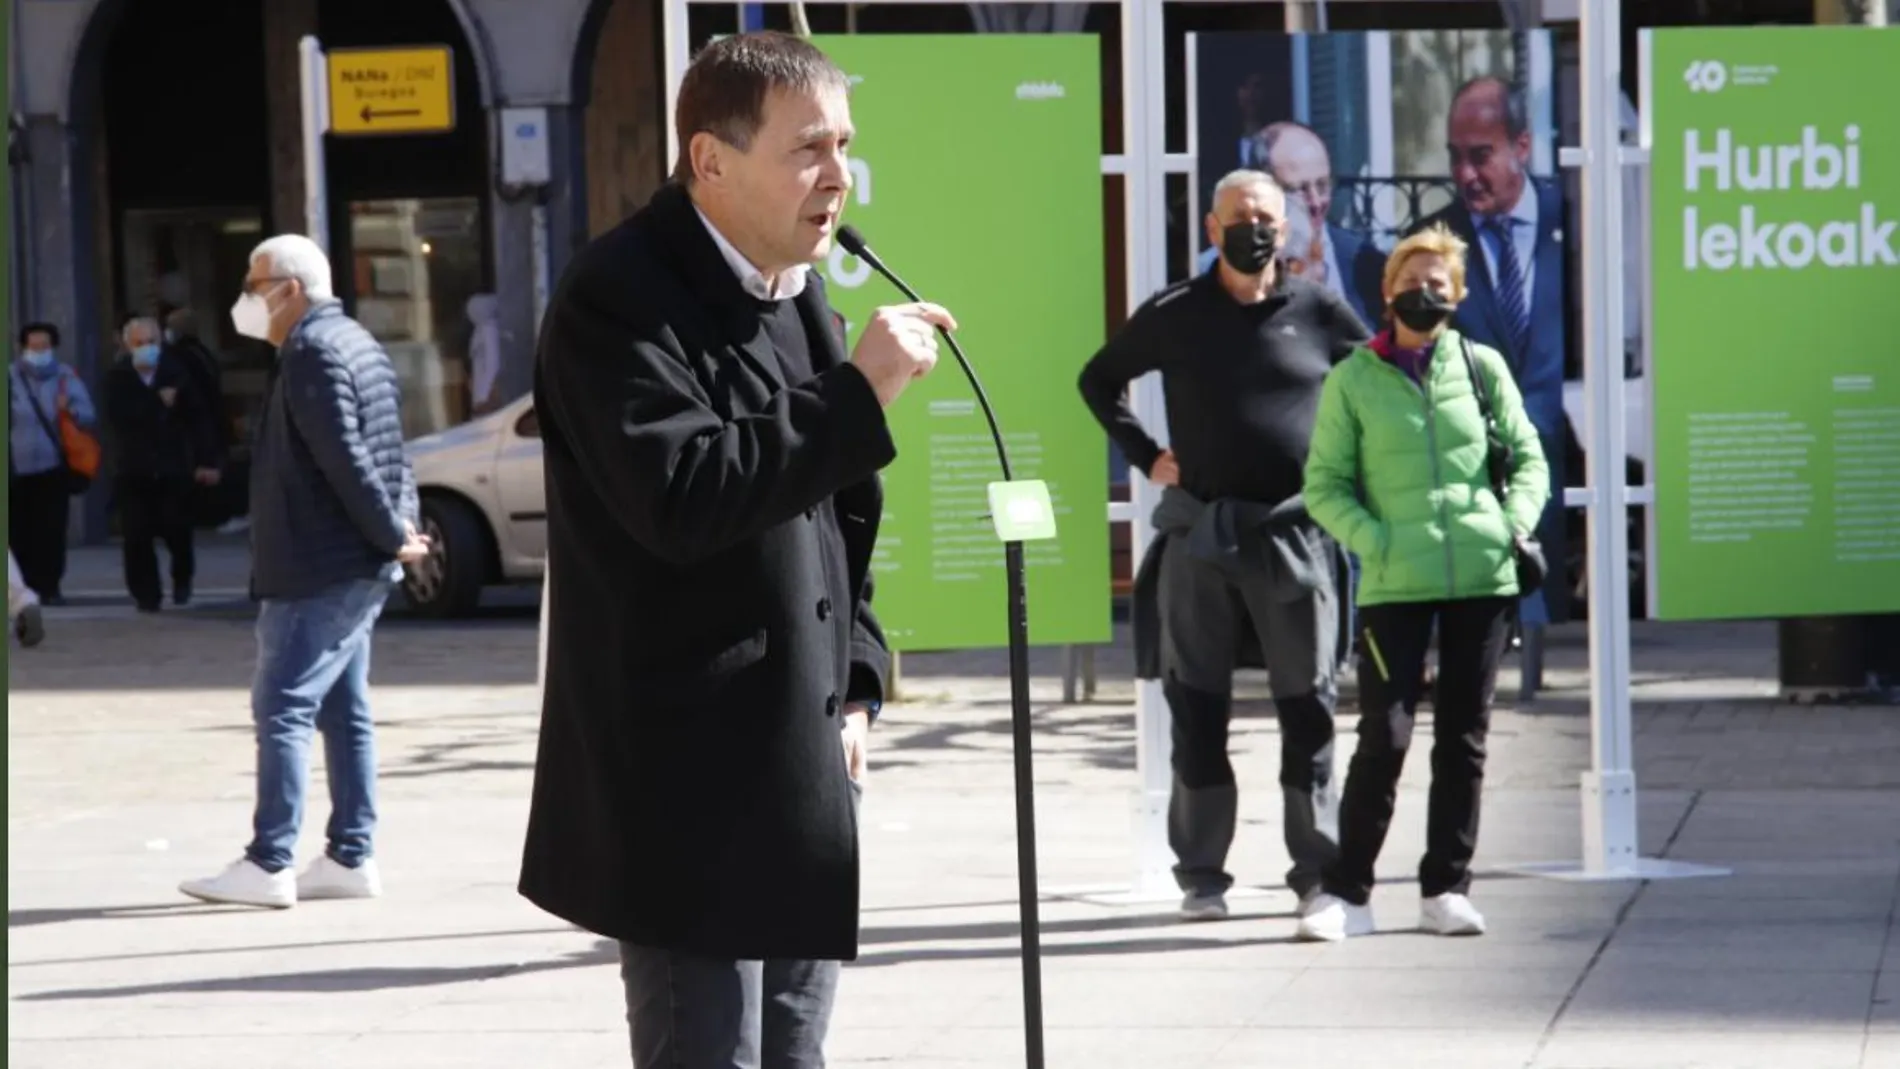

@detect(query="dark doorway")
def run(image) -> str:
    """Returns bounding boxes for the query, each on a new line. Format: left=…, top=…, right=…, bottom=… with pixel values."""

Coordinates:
left=87, top=0, right=495, bottom=490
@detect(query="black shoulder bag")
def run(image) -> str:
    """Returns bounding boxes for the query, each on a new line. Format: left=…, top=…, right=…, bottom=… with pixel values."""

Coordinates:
left=1458, top=336, right=1547, bottom=596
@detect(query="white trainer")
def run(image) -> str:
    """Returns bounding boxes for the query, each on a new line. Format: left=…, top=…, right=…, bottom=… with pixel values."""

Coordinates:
left=1179, top=891, right=1229, bottom=922
left=297, top=855, right=383, bottom=901
left=179, top=858, right=296, bottom=909
left=1420, top=893, right=1486, bottom=936
left=1295, top=893, right=1375, bottom=942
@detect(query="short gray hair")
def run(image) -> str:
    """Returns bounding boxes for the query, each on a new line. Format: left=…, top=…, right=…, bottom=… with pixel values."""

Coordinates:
left=1212, top=168, right=1284, bottom=203
left=121, top=316, right=161, bottom=345
left=250, top=234, right=335, bottom=301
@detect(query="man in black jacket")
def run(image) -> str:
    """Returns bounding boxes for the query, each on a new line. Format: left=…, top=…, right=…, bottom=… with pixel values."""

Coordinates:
left=104, top=315, right=222, bottom=610
left=1080, top=169, right=1370, bottom=924
left=520, top=31, right=953, bottom=1069
left=180, top=234, right=429, bottom=911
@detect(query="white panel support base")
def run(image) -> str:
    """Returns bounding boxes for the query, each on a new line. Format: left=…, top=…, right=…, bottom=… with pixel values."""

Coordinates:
left=1497, top=771, right=1731, bottom=883
left=1498, top=858, right=1732, bottom=883
left=1581, top=768, right=1639, bottom=868
left=1042, top=788, right=1179, bottom=906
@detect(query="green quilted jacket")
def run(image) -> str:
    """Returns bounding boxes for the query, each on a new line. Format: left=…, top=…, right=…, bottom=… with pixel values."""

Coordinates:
left=1303, top=329, right=1551, bottom=607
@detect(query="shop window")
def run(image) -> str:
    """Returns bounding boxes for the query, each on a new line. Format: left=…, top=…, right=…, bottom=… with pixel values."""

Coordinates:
left=347, top=197, right=487, bottom=438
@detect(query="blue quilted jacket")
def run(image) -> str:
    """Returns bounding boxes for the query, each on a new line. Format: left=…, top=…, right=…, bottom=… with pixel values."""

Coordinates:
left=249, top=301, right=419, bottom=600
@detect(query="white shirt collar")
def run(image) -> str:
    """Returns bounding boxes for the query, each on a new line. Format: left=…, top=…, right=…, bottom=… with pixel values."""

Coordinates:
left=693, top=206, right=809, bottom=302
left=1487, top=183, right=1539, bottom=231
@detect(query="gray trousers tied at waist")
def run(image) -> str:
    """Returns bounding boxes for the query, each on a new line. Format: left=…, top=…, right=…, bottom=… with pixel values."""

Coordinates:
left=1145, top=485, right=1342, bottom=697
left=1134, top=485, right=1350, bottom=683
left=1136, top=486, right=1345, bottom=899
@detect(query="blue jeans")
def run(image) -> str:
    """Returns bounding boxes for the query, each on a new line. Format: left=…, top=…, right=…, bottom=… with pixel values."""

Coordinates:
left=246, top=578, right=391, bottom=873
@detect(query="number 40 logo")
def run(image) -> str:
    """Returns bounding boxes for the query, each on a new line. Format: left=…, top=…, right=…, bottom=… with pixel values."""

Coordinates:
left=1683, top=59, right=1728, bottom=93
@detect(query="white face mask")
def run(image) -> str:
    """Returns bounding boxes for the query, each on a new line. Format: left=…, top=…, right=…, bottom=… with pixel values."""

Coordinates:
left=231, top=289, right=277, bottom=341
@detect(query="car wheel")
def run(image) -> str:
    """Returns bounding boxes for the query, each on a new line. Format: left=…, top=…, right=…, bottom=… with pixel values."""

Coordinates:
left=402, top=495, right=489, bottom=619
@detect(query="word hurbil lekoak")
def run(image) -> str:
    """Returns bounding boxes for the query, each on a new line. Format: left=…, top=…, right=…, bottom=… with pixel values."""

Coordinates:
left=1681, top=125, right=1898, bottom=271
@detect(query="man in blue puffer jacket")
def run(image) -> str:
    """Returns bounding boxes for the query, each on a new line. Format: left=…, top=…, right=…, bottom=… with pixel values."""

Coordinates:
left=181, top=234, right=431, bottom=910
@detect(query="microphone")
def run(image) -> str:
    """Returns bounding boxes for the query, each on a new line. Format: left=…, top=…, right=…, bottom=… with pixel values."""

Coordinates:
left=836, top=225, right=1013, bottom=481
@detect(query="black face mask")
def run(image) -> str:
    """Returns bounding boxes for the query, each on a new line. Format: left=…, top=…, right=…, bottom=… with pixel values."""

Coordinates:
left=1390, top=288, right=1457, bottom=333
left=1219, top=221, right=1279, bottom=276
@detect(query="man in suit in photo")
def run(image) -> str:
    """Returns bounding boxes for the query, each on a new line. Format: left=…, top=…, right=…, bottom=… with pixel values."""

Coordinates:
left=519, top=30, right=955, bottom=1068
left=1204, top=120, right=1385, bottom=328
left=1409, top=75, right=1569, bottom=628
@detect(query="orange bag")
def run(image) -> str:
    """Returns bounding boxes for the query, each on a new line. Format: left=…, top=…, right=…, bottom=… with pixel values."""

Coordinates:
left=56, top=377, right=102, bottom=480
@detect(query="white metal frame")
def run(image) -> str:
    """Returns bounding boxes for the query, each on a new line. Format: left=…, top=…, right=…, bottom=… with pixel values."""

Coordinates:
left=298, top=37, right=332, bottom=253
left=640, top=0, right=1724, bottom=904
left=1502, top=0, right=1722, bottom=883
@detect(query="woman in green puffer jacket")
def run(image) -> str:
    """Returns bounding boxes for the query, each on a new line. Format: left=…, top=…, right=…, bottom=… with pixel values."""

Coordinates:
left=1294, top=223, right=1550, bottom=944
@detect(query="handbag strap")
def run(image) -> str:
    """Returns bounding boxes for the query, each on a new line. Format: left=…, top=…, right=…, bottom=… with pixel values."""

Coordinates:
left=1456, top=335, right=1513, bottom=502
left=1457, top=334, right=1496, bottom=428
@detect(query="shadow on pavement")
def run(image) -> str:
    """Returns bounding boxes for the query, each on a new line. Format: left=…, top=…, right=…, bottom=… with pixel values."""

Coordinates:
left=10, top=925, right=585, bottom=969
left=860, top=910, right=1291, bottom=948
left=8, top=902, right=248, bottom=928
left=850, top=933, right=1305, bottom=968
left=15, top=940, right=617, bottom=1001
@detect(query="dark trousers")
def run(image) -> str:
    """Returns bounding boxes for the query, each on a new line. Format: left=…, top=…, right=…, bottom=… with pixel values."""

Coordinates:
left=118, top=476, right=195, bottom=607
left=8, top=469, right=72, bottom=599
left=1157, top=541, right=1341, bottom=899
left=619, top=946, right=840, bottom=1069
left=1324, top=596, right=1514, bottom=905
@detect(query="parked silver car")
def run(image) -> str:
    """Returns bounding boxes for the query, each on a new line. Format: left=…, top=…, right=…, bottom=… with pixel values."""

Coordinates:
left=401, top=393, right=546, bottom=617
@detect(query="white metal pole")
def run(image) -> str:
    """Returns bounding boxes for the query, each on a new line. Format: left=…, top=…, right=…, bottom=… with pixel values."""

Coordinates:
left=663, top=0, right=692, bottom=172
left=1577, top=0, right=1638, bottom=874
left=1122, top=0, right=1176, bottom=904
left=297, top=36, right=331, bottom=252
left=531, top=202, right=551, bottom=332
left=538, top=565, right=551, bottom=690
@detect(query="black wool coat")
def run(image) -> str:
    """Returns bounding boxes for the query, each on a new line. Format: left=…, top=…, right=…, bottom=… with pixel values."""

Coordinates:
left=518, top=182, right=895, bottom=961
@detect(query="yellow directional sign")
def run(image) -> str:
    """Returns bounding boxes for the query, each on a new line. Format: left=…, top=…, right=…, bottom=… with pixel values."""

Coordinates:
left=327, top=46, right=456, bottom=136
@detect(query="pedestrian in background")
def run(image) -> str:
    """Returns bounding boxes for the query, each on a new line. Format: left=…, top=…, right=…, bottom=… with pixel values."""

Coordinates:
left=179, top=234, right=429, bottom=910
left=520, top=31, right=949, bottom=1068
left=1298, top=223, right=1550, bottom=942
left=163, top=307, right=236, bottom=528
left=9, top=548, right=46, bottom=647
left=8, top=321, right=97, bottom=605
left=105, top=316, right=222, bottom=611
left=1080, top=168, right=1369, bottom=923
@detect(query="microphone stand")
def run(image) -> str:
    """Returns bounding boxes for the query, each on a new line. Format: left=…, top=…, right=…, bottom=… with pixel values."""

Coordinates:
left=840, top=229, right=1047, bottom=1069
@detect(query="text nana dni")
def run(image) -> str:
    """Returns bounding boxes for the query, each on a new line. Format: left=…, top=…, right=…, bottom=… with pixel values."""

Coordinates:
left=1680, top=125, right=1896, bottom=271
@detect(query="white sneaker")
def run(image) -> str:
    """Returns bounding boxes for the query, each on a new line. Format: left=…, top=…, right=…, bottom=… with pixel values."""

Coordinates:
left=297, top=855, right=382, bottom=900
left=1179, top=890, right=1229, bottom=922
left=180, top=858, right=296, bottom=909
left=1295, top=893, right=1375, bottom=942
left=1420, top=893, right=1486, bottom=936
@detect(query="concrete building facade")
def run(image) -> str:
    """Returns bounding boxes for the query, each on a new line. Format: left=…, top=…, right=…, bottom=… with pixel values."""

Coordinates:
left=11, top=0, right=663, bottom=539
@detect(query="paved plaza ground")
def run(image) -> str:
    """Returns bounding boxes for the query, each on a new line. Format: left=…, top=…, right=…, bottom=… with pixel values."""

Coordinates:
left=8, top=542, right=1900, bottom=1067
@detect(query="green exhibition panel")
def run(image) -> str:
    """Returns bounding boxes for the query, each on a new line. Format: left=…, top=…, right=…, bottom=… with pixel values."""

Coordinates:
left=809, top=35, right=1111, bottom=652
left=1647, top=26, right=1900, bottom=620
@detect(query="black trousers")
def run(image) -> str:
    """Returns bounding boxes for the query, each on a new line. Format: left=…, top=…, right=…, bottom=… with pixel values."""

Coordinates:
left=619, top=946, right=840, bottom=1069
left=1324, top=596, right=1513, bottom=905
left=8, top=469, right=72, bottom=599
left=118, top=476, right=196, bottom=607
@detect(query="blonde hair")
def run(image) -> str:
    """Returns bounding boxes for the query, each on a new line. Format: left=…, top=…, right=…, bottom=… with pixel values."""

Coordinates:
left=1381, top=223, right=1470, bottom=307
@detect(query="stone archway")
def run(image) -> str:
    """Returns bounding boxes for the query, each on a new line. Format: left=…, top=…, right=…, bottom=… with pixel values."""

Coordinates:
left=570, top=0, right=668, bottom=239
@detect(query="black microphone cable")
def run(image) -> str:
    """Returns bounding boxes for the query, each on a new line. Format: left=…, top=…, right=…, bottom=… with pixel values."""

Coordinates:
left=836, top=225, right=1014, bottom=482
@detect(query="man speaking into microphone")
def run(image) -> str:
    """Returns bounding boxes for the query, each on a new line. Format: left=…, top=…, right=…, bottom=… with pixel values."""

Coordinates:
left=519, top=31, right=955, bottom=1068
